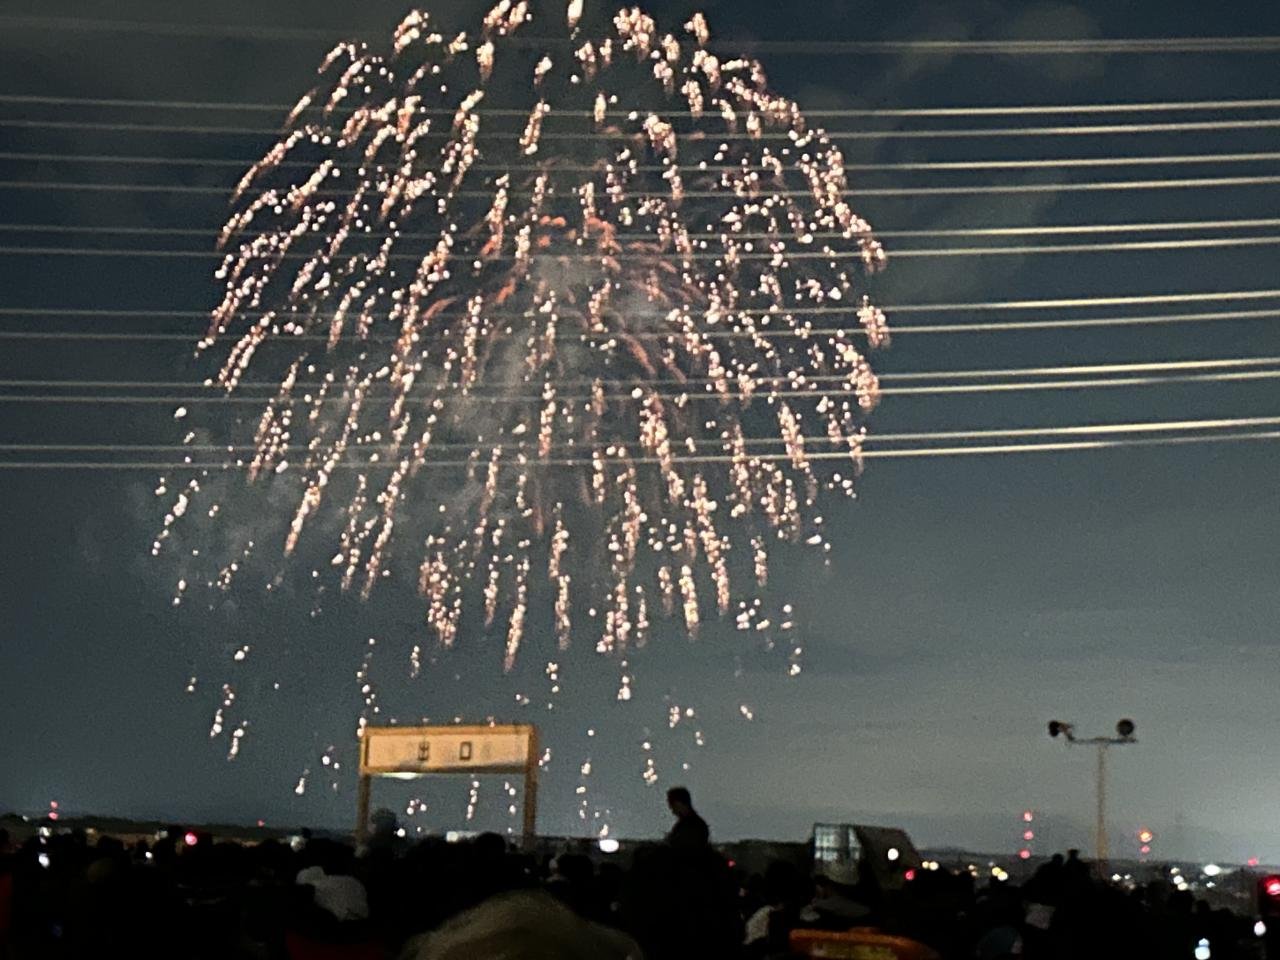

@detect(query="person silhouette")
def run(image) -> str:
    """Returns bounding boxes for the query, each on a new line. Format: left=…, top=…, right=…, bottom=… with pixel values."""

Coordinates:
left=664, top=787, right=710, bottom=850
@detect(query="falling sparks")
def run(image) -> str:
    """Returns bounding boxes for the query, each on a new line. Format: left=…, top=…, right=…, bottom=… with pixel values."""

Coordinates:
left=545, top=660, right=562, bottom=710
left=228, top=721, right=249, bottom=760
left=159, top=2, right=888, bottom=792
left=641, top=737, right=658, bottom=785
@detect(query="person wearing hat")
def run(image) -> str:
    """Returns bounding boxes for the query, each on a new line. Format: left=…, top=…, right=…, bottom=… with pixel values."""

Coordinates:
left=294, top=865, right=370, bottom=924
left=799, top=860, right=872, bottom=930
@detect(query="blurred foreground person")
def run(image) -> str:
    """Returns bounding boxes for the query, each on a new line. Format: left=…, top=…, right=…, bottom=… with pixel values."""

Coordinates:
left=800, top=860, right=872, bottom=929
left=405, top=890, right=644, bottom=960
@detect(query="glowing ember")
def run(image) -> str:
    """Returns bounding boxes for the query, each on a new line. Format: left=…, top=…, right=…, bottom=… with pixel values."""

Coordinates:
left=160, top=1, right=887, bottom=682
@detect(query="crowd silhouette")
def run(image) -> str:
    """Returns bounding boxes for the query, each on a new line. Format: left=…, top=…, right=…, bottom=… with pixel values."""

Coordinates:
left=0, top=800, right=1265, bottom=960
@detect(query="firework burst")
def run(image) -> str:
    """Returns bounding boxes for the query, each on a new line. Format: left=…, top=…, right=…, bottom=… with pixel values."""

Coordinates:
left=160, top=0, right=888, bottom=674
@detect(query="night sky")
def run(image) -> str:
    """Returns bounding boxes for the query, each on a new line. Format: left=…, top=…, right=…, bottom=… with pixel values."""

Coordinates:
left=2, top=0, right=1279, bottom=862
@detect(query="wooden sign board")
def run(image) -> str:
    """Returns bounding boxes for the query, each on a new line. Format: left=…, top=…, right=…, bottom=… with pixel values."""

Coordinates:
left=361, top=724, right=536, bottom=775
left=355, top=724, right=539, bottom=843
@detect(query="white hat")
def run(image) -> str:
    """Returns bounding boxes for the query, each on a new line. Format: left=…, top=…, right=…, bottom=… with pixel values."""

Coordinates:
left=296, top=867, right=370, bottom=922
left=819, top=859, right=860, bottom=887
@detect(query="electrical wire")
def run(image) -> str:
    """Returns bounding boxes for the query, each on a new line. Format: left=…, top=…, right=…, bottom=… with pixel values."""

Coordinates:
left=3, top=175, right=1279, bottom=200
left=6, top=93, right=1280, bottom=117
left=5, top=368, right=1280, bottom=404
left=7, top=357, right=1276, bottom=391
left=2, top=289, right=1276, bottom=320
left=6, top=149, right=1280, bottom=174
left=4, top=308, right=1279, bottom=343
left=8, top=415, right=1280, bottom=453
left=5, top=235, right=1279, bottom=261
left=4, top=216, right=1279, bottom=241
left=1, top=17, right=1278, bottom=55
left=2, top=430, right=1279, bottom=470
left=5, top=117, right=1280, bottom=139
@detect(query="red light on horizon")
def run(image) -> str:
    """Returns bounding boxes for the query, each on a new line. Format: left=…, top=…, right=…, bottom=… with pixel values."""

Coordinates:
left=183, top=831, right=199, bottom=847
left=1019, top=848, right=1032, bottom=860
left=49, top=801, right=59, bottom=810
left=1263, top=876, right=1280, bottom=898
left=1249, top=857, right=1261, bottom=868
left=904, top=869, right=916, bottom=881
left=1023, top=830, right=1035, bottom=841
left=1022, top=811, right=1034, bottom=822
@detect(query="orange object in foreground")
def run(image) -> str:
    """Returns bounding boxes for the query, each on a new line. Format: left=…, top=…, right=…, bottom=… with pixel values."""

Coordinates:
left=790, top=928, right=941, bottom=960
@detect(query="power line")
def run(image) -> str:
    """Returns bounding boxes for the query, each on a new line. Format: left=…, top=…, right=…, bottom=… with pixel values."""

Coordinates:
left=886, top=290, right=1280, bottom=313
left=713, top=38, right=1280, bottom=56
left=5, top=369, right=1280, bottom=404
left=4, top=308, right=1278, bottom=343
left=5, top=235, right=1278, bottom=261
left=7, top=93, right=1280, bottom=118
left=3, top=174, right=1278, bottom=199
left=4, top=217, right=1278, bottom=242
left=9, top=357, right=1275, bottom=392
left=2, top=430, right=1279, bottom=471
left=2, top=289, right=1276, bottom=320
left=7, top=148, right=1280, bottom=174
left=9, top=415, right=1280, bottom=453
left=5, top=116, right=1280, bottom=139
left=1, top=17, right=1278, bottom=55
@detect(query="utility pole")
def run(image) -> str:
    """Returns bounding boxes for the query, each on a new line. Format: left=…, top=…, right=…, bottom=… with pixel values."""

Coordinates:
left=1047, top=718, right=1137, bottom=867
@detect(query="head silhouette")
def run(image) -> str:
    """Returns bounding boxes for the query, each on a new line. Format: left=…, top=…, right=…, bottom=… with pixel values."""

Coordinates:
left=667, top=786, right=693, bottom=817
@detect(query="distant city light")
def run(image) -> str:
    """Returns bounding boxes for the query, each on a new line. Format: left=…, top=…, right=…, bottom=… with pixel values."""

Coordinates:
left=1195, top=937, right=1211, bottom=960
left=598, top=838, right=620, bottom=854
left=1203, top=863, right=1222, bottom=877
left=887, top=847, right=900, bottom=862
left=37, top=853, right=50, bottom=869
left=1255, top=921, right=1268, bottom=938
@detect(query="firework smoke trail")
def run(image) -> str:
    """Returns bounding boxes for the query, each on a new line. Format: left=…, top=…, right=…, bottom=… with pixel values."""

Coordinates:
left=159, top=1, right=888, bottom=680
